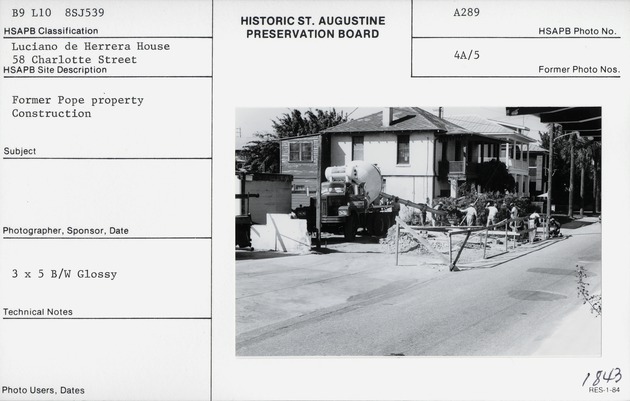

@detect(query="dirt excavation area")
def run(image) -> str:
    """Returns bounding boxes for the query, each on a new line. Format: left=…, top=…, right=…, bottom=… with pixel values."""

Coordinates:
left=378, top=224, right=519, bottom=265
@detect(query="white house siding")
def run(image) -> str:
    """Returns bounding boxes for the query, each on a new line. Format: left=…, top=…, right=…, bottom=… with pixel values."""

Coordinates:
left=331, top=132, right=436, bottom=202
left=331, top=137, right=351, bottom=166
left=332, top=133, right=435, bottom=172
left=383, top=176, right=434, bottom=204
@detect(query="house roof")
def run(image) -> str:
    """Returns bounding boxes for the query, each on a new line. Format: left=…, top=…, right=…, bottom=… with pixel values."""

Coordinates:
left=446, top=115, right=536, bottom=143
left=276, top=132, right=323, bottom=141
left=445, top=115, right=515, bottom=134
left=528, top=143, right=548, bottom=153
left=322, top=107, right=474, bottom=135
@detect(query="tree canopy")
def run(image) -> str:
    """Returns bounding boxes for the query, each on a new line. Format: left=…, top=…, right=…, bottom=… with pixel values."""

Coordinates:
left=271, top=109, right=348, bottom=138
left=240, top=132, right=280, bottom=173
left=540, top=124, right=601, bottom=211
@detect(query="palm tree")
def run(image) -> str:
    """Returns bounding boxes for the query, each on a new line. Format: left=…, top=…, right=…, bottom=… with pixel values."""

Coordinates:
left=575, top=137, right=592, bottom=217
left=241, top=132, right=280, bottom=173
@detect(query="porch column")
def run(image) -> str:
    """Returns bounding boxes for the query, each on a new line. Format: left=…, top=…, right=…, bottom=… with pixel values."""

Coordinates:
left=450, top=178, right=458, bottom=198
left=505, top=142, right=510, bottom=165
left=512, top=174, right=517, bottom=193
left=526, top=143, right=530, bottom=163
left=463, top=142, right=467, bottom=164
left=526, top=175, right=531, bottom=197
left=526, top=144, right=531, bottom=197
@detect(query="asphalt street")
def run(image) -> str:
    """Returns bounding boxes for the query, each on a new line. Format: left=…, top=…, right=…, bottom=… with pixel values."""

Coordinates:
left=236, top=218, right=601, bottom=356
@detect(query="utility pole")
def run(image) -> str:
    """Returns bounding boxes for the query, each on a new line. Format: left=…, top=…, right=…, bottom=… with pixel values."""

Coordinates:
left=595, top=156, right=601, bottom=213
left=580, top=163, right=585, bottom=217
left=593, top=155, right=599, bottom=213
left=568, top=133, right=575, bottom=217
left=315, top=134, right=322, bottom=250
left=546, top=125, right=554, bottom=228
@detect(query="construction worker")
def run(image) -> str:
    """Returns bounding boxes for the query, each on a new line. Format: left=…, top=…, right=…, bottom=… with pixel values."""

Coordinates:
left=431, top=202, right=443, bottom=226
left=509, top=203, right=519, bottom=230
left=485, top=201, right=499, bottom=227
left=529, top=211, right=541, bottom=227
left=392, top=197, right=401, bottom=217
left=549, top=217, right=562, bottom=237
left=460, top=204, right=477, bottom=226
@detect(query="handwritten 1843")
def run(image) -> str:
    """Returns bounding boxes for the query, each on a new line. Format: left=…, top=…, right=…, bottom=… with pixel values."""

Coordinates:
left=583, top=368, right=622, bottom=388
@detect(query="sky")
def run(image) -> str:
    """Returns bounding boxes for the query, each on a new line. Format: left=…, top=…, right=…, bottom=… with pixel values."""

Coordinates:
left=235, top=107, right=549, bottom=149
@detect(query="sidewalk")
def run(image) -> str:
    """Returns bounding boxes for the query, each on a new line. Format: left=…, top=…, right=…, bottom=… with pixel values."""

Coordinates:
left=457, top=235, right=567, bottom=269
left=457, top=216, right=600, bottom=270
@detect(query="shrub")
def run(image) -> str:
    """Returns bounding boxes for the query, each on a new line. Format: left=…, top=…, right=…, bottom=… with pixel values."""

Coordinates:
left=432, top=188, right=534, bottom=226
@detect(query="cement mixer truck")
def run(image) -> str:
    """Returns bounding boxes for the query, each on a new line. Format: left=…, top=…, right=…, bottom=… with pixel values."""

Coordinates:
left=295, top=161, right=446, bottom=241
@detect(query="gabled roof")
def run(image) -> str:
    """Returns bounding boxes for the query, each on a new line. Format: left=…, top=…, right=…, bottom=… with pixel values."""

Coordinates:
left=445, top=115, right=514, bottom=134
left=277, top=132, right=323, bottom=141
left=446, top=115, right=536, bottom=143
left=322, top=107, right=473, bottom=135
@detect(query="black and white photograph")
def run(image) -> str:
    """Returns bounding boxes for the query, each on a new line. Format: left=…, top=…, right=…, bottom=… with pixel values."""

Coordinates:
left=2, top=0, right=629, bottom=398
left=236, top=106, right=602, bottom=356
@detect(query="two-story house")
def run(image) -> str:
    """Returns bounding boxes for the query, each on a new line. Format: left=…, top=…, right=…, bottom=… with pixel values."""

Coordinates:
left=320, top=107, right=506, bottom=202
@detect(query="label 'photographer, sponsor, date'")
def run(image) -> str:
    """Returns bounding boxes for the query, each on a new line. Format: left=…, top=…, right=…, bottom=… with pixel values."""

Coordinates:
left=2, top=226, right=130, bottom=237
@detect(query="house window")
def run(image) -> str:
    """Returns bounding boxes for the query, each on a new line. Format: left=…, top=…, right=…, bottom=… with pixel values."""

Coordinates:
left=352, top=136, right=364, bottom=161
left=397, top=135, right=410, bottom=164
left=289, top=141, right=313, bottom=162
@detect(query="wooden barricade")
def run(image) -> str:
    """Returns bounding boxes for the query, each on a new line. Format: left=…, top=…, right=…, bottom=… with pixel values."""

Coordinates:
left=394, top=215, right=547, bottom=271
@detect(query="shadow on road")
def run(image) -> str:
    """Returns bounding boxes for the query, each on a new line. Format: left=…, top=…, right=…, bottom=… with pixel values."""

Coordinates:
left=508, top=289, right=568, bottom=301
left=527, top=267, right=575, bottom=276
left=236, top=250, right=299, bottom=261
left=318, top=235, right=382, bottom=245
left=562, top=220, right=595, bottom=229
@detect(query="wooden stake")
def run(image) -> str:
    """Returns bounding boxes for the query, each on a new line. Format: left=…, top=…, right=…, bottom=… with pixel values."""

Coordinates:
left=452, top=232, right=471, bottom=268
left=448, top=233, right=453, bottom=269
left=504, top=221, right=508, bottom=253
left=395, top=220, right=400, bottom=266
left=483, top=228, right=488, bottom=259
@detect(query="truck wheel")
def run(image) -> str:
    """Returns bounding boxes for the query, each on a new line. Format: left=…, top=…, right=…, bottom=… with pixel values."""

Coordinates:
left=344, top=214, right=358, bottom=241
left=371, top=214, right=387, bottom=236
